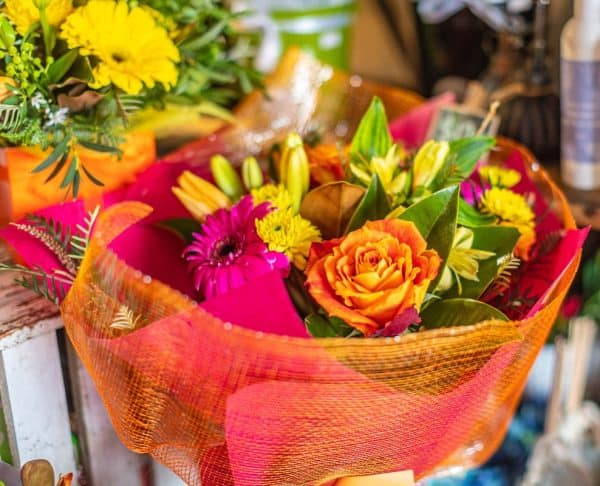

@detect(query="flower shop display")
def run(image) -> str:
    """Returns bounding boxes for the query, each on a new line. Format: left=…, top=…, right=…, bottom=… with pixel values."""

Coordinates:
left=0, top=50, right=587, bottom=485
left=0, top=0, right=261, bottom=218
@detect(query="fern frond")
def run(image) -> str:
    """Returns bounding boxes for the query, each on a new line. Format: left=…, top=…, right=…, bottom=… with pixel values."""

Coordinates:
left=70, top=206, right=100, bottom=261
left=110, top=304, right=141, bottom=331
left=11, top=222, right=77, bottom=275
left=490, top=254, right=521, bottom=293
left=0, top=263, right=73, bottom=304
left=0, top=104, right=23, bottom=132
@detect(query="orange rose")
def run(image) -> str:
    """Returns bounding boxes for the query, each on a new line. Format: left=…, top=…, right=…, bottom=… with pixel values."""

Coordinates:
left=305, top=144, right=347, bottom=185
left=305, top=219, right=441, bottom=336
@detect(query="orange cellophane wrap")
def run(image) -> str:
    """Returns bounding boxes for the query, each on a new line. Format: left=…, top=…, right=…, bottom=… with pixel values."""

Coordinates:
left=2, top=131, right=156, bottom=220
left=60, top=51, right=580, bottom=485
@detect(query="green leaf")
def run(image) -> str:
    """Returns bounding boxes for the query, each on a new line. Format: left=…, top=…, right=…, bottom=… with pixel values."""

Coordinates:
left=349, top=96, right=392, bottom=159
left=305, top=314, right=339, bottom=337
left=180, top=18, right=229, bottom=51
left=399, top=186, right=458, bottom=238
left=156, top=218, right=202, bottom=244
left=44, top=151, right=69, bottom=183
left=78, top=140, right=122, bottom=155
left=400, top=186, right=459, bottom=290
left=0, top=15, right=16, bottom=50
left=449, top=136, right=496, bottom=178
left=420, top=298, right=509, bottom=329
left=47, top=49, right=78, bottom=84
left=31, top=138, right=69, bottom=173
left=447, top=225, right=520, bottom=299
left=345, top=173, right=391, bottom=233
left=81, top=164, right=104, bottom=186
left=457, top=199, right=497, bottom=227
left=60, top=157, right=77, bottom=189
left=582, top=250, right=600, bottom=299
left=304, top=314, right=357, bottom=338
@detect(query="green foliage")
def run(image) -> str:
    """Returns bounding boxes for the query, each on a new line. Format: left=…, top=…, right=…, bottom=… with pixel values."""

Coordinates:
left=457, top=198, right=497, bottom=227
left=0, top=1, right=262, bottom=196
left=305, top=313, right=360, bottom=338
left=345, top=173, right=391, bottom=233
left=420, top=298, right=509, bottom=329
left=0, top=263, right=72, bottom=305
left=399, top=186, right=459, bottom=291
left=446, top=226, right=520, bottom=299
left=349, top=96, right=392, bottom=160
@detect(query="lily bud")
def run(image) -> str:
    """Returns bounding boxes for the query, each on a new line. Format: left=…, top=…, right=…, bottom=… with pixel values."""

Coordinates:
left=172, top=170, right=230, bottom=221
left=412, top=140, right=450, bottom=189
left=241, top=156, right=263, bottom=190
left=280, top=133, right=309, bottom=213
left=210, top=155, right=244, bottom=201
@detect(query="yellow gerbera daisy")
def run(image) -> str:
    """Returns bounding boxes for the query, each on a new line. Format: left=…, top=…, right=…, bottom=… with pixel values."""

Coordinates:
left=255, top=208, right=321, bottom=270
left=61, top=1, right=179, bottom=95
left=5, top=0, right=73, bottom=34
left=251, top=184, right=292, bottom=211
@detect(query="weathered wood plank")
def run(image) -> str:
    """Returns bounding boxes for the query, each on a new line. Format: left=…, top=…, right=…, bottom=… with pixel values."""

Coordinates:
left=67, top=344, right=150, bottom=486
left=0, top=331, right=76, bottom=478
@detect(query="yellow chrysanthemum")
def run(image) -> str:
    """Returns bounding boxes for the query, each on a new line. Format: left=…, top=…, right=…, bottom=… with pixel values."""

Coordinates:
left=5, top=0, right=73, bottom=34
left=479, top=165, right=521, bottom=188
left=251, top=184, right=292, bottom=211
left=61, top=1, right=179, bottom=94
left=481, top=187, right=536, bottom=260
left=255, top=208, right=321, bottom=270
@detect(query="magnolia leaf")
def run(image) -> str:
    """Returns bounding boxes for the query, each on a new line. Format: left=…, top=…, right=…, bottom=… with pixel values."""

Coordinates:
left=349, top=96, right=392, bottom=159
left=300, top=181, right=365, bottom=239
left=345, top=173, right=391, bottom=233
left=421, top=298, right=509, bottom=329
left=57, top=91, right=103, bottom=112
left=156, top=218, right=201, bottom=244
left=400, top=186, right=459, bottom=290
left=447, top=225, right=520, bottom=299
left=457, top=199, right=497, bottom=227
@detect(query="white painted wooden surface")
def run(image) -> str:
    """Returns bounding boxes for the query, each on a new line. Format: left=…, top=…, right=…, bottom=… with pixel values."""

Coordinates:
left=153, top=460, right=187, bottom=486
left=0, top=329, right=76, bottom=479
left=67, top=345, right=150, bottom=485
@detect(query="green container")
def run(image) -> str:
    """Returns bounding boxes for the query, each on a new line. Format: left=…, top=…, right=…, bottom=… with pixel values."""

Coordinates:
left=265, top=0, right=356, bottom=70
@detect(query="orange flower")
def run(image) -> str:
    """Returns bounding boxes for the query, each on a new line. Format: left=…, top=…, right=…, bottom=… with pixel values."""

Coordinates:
left=305, top=144, right=346, bottom=185
left=305, top=219, right=441, bottom=336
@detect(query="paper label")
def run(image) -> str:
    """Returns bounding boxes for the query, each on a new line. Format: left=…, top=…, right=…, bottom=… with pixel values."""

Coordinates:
left=561, top=59, right=600, bottom=163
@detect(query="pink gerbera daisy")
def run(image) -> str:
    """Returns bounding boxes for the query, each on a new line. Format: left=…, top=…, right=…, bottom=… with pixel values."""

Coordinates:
left=183, top=196, right=289, bottom=299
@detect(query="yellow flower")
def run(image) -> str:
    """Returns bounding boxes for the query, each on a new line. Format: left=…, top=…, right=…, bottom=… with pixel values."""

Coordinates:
left=412, top=140, right=450, bottom=189
left=350, top=144, right=409, bottom=199
left=61, top=1, right=179, bottom=94
left=255, top=208, right=321, bottom=270
left=5, top=0, right=72, bottom=34
left=251, top=184, right=292, bottom=211
left=437, top=227, right=495, bottom=294
left=479, top=166, right=521, bottom=188
left=172, top=170, right=230, bottom=222
left=480, top=187, right=536, bottom=260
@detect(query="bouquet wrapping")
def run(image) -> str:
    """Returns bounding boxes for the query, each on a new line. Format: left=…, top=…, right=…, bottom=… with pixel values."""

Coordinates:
left=2, top=51, right=586, bottom=485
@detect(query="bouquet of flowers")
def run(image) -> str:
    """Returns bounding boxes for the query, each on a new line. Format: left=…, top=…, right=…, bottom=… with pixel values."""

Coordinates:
left=0, top=52, right=586, bottom=485
left=0, top=0, right=260, bottom=196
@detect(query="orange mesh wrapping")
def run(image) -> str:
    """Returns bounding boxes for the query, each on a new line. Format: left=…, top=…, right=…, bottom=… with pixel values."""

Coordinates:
left=60, top=52, right=580, bottom=485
